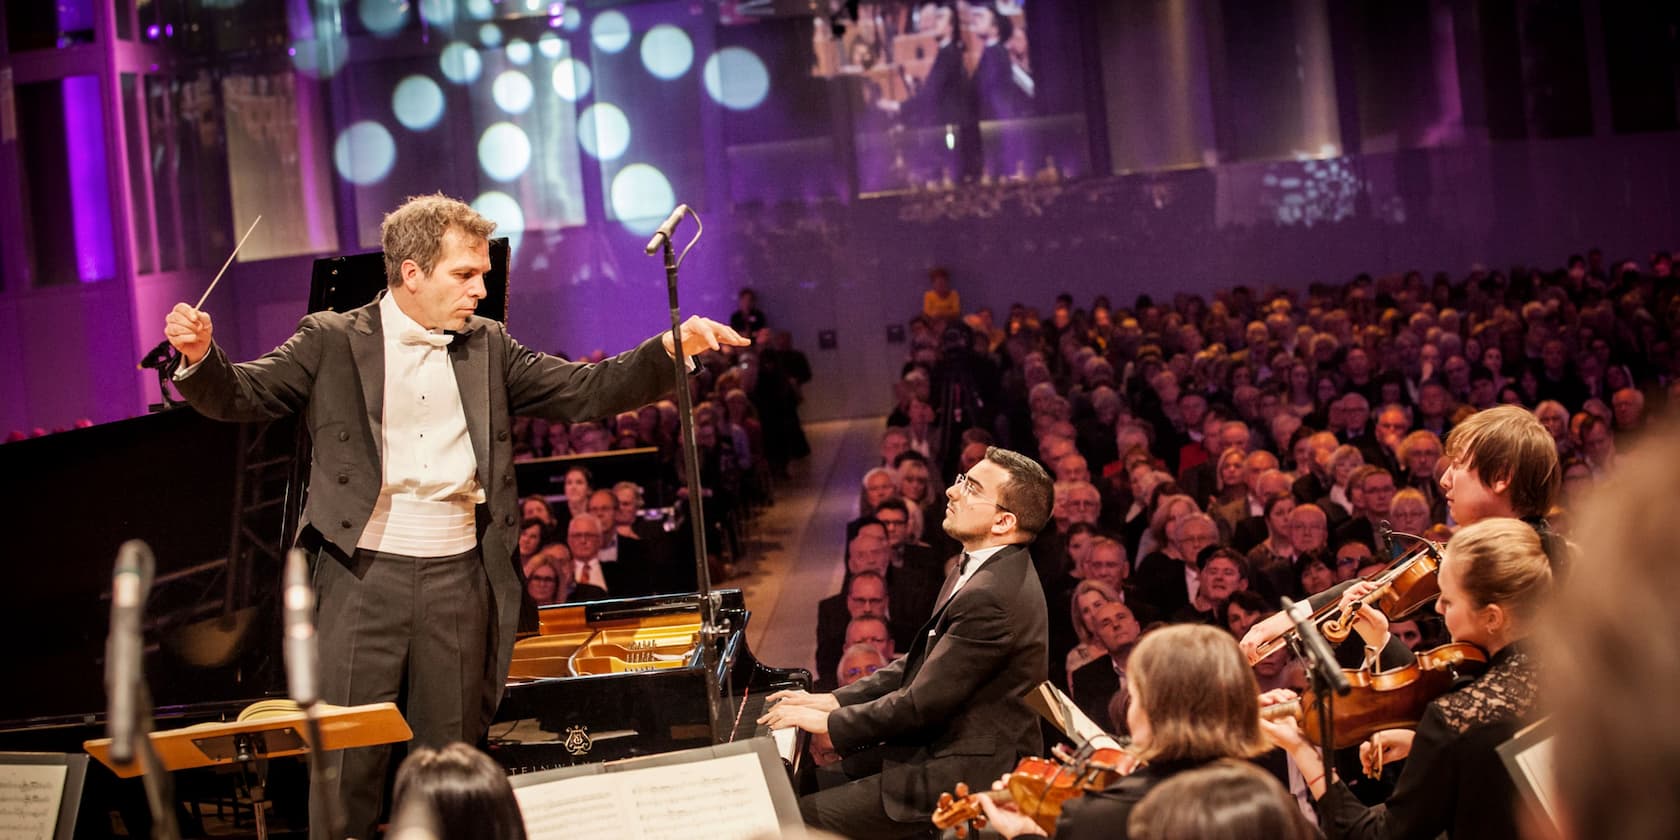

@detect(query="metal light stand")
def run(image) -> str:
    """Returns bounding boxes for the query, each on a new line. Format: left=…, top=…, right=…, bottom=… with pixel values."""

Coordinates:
left=648, top=208, right=733, bottom=740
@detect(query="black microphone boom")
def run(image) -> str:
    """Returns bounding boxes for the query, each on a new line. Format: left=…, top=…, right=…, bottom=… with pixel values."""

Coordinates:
left=107, top=539, right=155, bottom=766
left=643, top=204, right=691, bottom=255
left=283, top=549, right=320, bottom=708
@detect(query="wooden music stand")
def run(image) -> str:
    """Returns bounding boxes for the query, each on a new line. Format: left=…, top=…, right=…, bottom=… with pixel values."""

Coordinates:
left=84, top=702, right=411, bottom=779
left=84, top=703, right=410, bottom=840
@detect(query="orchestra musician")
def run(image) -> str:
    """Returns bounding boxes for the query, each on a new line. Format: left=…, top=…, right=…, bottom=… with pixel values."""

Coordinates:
left=1238, top=404, right=1565, bottom=669
left=976, top=624, right=1272, bottom=840
left=1259, top=517, right=1550, bottom=839
left=163, top=193, right=747, bottom=839
left=760, top=446, right=1053, bottom=839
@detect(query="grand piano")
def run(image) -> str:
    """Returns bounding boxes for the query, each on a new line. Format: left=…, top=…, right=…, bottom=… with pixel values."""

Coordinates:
left=0, top=243, right=807, bottom=833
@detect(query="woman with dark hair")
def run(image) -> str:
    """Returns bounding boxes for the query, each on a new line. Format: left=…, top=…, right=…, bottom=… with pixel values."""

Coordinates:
left=978, top=624, right=1271, bottom=839
left=390, top=742, right=528, bottom=840
left=1127, top=759, right=1315, bottom=840
left=1261, top=517, right=1551, bottom=840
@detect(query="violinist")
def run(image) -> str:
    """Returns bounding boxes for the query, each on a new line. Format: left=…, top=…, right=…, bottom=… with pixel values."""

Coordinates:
left=1259, top=517, right=1551, bottom=839
left=977, top=624, right=1271, bottom=839
left=1239, top=404, right=1565, bottom=666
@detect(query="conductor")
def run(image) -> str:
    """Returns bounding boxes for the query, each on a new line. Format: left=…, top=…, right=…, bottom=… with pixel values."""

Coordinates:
left=162, top=194, right=747, bottom=839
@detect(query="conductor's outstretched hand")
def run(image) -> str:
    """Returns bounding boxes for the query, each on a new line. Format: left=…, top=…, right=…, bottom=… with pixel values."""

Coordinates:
left=662, top=315, right=749, bottom=359
left=164, top=303, right=214, bottom=365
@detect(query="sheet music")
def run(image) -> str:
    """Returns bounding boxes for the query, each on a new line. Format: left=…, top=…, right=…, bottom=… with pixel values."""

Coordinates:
left=0, top=763, right=66, bottom=840
left=516, top=751, right=780, bottom=840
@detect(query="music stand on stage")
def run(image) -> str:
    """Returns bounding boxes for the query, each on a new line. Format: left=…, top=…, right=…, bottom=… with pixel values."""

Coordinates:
left=84, top=703, right=411, bottom=839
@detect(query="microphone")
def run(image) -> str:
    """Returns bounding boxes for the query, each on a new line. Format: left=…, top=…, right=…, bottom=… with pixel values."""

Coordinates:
left=1281, top=596, right=1351, bottom=695
left=283, top=549, right=320, bottom=708
left=1378, top=519, right=1397, bottom=561
left=107, top=540, right=155, bottom=765
left=642, top=204, right=691, bottom=255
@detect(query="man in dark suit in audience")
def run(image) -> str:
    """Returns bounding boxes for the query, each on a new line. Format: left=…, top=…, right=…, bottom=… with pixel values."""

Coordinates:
left=1069, top=601, right=1140, bottom=732
left=764, top=447, right=1053, bottom=838
left=814, top=572, right=892, bottom=692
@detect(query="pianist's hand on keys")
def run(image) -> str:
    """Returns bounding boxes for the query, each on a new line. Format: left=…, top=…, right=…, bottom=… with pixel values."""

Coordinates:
left=758, top=689, right=838, bottom=734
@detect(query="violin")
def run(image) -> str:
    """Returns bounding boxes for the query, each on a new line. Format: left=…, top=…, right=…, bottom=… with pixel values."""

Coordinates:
left=1322, top=534, right=1443, bottom=644
left=1252, top=532, right=1442, bottom=661
left=1260, top=642, right=1486, bottom=750
left=932, top=741, right=1136, bottom=837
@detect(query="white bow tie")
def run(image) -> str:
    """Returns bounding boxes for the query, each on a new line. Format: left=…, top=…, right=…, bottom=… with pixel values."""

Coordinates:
left=400, top=330, right=453, bottom=348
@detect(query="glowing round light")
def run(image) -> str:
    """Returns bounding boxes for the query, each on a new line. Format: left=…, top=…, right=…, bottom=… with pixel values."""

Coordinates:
left=577, top=103, right=629, bottom=160
left=392, top=75, right=445, bottom=131
left=492, top=70, right=534, bottom=115
left=505, top=38, right=533, bottom=66
left=551, top=58, right=592, bottom=101
left=333, top=121, right=396, bottom=185
left=537, top=31, right=564, bottom=59
left=358, top=0, right=409, bottom=36
left=290, top=33, right=350, bottom=78
left=590, top=11, right=631, bottom=54
left=419, top=0, right=456, bottom=27
left=478, top=22, right=501, bottom=47
left=471, top=191, right=525, bottom=253
left=562, top=6, right=582, bottom=32
left=440, top=42, right=482, bottom=84
left=610, top=164, right=675, bottom=234
left=640, top=24, right=693, bottom=80
left=478, top=122, right=531, bottom=181
left=703, top=47, right=769, bottom=111
left=464, top=0, right=492, bottom=20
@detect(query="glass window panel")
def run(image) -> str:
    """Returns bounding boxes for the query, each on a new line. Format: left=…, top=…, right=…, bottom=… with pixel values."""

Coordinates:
left=122, top=74, right=156, bottom=274
left=221, top=72, right=338, bottom=260
left=15, top=76, right=117, bottom=286
left=6, top=0, right=98, bottom=51
left=115, top=0, right=134, bottom=41
left=147, top=77, right=181, bottom=271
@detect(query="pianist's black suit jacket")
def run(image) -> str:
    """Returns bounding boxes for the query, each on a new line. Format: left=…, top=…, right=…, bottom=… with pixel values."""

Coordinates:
left=828, top=542, right=1048, bottom=823
left=174, top=296, right=675, bottom=726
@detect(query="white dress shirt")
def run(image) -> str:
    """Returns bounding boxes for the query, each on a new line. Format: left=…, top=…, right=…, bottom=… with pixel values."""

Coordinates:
left=357, top=293, right=483, bottom=557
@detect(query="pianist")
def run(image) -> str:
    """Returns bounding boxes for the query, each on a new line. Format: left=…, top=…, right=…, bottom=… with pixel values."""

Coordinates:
left=162, top=193, right=746, bottom=839
left=761, top=446, right=1052, bottom=838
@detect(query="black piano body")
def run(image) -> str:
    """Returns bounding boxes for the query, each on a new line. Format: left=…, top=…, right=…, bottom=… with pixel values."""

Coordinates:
left=489, top=589, right=810, bottom=776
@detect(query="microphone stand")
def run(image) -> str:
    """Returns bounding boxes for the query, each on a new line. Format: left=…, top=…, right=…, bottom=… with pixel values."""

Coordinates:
left=133, top=684, right=181, bottom=840
left=647, top=208, right=732, bottom=740
left=1281, top=596, right=1349, bottom=791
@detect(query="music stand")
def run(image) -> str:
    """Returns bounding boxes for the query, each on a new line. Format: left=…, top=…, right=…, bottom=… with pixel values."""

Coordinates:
left=84, top=703, right=411, bottom=839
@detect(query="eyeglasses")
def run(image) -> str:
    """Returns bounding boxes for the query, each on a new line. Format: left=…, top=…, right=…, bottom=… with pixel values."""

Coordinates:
left=952, top=472, right=1012, bottom=512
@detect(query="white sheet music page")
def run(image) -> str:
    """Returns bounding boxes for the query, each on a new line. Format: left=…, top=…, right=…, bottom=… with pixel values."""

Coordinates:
left=0, top=762, right=67, bottom=840
left=517, top=751, right=780, bottom=840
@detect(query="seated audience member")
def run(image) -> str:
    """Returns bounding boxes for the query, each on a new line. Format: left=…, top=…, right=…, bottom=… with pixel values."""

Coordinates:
left=1126, top=759, right=1316, bottom=840
left=1221, top=589, right=1271, bottom=640
left=843, top=614, right=896, bottom=662
left=516, top=517, right=547, bottom=569
left=979, top=624, right=1271, bottom=839
left=522, top=545, right=571, bottom=607
left=1389, top=618, right=1425, bottom=651
left=837, top=643, right=887, bottom=688
left=813, top=572, right=890, bottom=692
left=1546, top=427, right=1680, bottom=840
left=1064, top=579, right=1122, bottom=685
left=519, top=495, right=555, bottom=529
left=1333, top=466, right=1396, bottom=552
left=1296, top=555, right=1337, bottom=597
left=1134, top=512, right=1219, bottom=616
left=389, top=743, right=527, bottom=840
left=1246, top=493, right=1298, bottom=601
left=1332, top=538, right=1374, bottom=583
left=1386, top=487, right=1432, bottom=540
left=1069, top=600, right=1141, bottom=731
left=1172, top=547, right=1251, bottom=626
